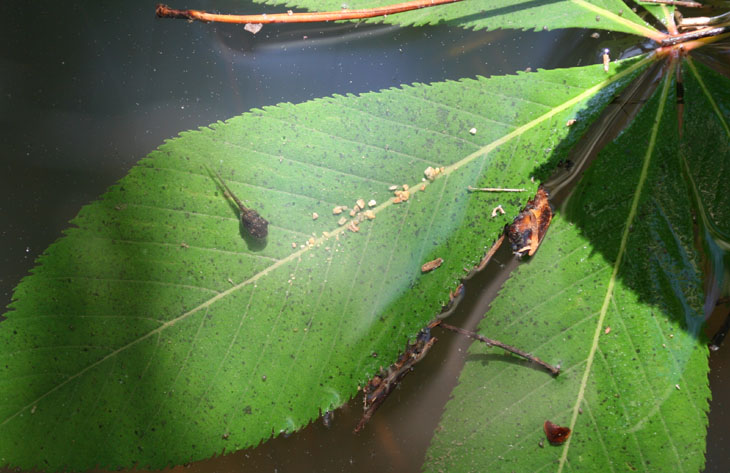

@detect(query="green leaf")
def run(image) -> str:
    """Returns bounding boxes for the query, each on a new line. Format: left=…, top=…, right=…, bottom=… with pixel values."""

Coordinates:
left=0, top=57, right=652, bottom=470
left=424, top=67, right=713, bottom=471
left=682, top=59, right=730, bottom=240
left=256, top=0, right=661, bottom=37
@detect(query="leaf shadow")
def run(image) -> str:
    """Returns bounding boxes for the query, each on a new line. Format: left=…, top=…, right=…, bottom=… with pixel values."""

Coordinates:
left=527, top=56, right=708, bottom=339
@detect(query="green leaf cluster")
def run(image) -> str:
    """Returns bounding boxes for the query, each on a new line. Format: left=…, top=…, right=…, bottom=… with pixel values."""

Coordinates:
left=2, top=1, right=728, bottom=472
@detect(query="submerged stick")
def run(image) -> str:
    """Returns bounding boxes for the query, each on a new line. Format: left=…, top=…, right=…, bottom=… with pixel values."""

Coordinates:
left=437, top=322, right=560, bottom=376
left=157, top=0, right=463, bottom=25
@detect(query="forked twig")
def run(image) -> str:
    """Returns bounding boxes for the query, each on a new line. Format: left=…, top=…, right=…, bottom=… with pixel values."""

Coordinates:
left=157, top=0, right=463, bottom=25
left=436, top=322, right=560, bottom=376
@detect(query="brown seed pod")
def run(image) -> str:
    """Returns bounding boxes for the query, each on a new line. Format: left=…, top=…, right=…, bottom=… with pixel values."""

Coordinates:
left=507, top=186, right=552, bottom=257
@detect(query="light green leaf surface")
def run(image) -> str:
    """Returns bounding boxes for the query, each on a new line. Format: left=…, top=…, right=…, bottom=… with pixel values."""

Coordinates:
left=0, top=58, right=652, bottom=470
left=256, top=0, right=661, bottom=36
left=425, top=67, right=712, bottom=471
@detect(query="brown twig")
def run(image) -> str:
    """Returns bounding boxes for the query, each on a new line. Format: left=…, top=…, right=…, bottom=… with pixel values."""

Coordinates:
left=437, top=322, right=560, bottom=376
left=156, top=0, right=463, bottom=25
left=660, top=25, right=730, bottom=46
left=467, top=186, right=526, bottom=192
left=639, top=0, right=703, bottom=7
left=679, top=11, right=730, bottom=28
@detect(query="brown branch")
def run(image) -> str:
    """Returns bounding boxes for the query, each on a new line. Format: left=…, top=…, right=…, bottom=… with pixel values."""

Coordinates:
left=156, top=0, right=463, bottom=25
left=639, top=0, right=703, bottom=7
left=437, top=322, right=560, bottom=376
left=660, top=25, right=730, bottom=46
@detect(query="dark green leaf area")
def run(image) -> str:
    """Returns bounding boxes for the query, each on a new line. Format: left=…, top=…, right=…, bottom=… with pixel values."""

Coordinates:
left=1, top=60, right=647, bottom=471
left=681, top=59, right=730, bottom=240
left=258, top=0, right=655, bottom=35
left=425, top=72, right=709, bottom=472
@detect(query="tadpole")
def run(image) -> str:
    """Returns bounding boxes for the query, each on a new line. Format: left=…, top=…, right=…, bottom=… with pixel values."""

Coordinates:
left=209, top=168, right=268, bottom=239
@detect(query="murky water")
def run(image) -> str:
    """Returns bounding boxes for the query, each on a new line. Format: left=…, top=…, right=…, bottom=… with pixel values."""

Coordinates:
left=1, top=1, right=727, bottom=471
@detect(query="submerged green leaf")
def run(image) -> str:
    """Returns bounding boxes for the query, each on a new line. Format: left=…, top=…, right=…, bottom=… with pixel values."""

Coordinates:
left=0, top=58, right=652, bottom=470
left=425, top=67, right=713, bottom=472
left=256, top=0, right=661, bottom=37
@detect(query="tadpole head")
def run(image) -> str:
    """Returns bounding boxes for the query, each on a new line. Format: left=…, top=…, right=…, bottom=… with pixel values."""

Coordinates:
left=241, top=209, right=269, bottom=239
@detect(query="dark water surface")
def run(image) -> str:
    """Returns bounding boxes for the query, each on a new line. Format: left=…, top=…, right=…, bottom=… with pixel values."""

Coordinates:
left=1, top=1, right=727, bottom=471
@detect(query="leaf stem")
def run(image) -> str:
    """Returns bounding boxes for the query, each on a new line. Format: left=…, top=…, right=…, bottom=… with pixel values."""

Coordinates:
left=436, top=322, right=561, bottom=376
left=156, top=0, right=463, bottom=25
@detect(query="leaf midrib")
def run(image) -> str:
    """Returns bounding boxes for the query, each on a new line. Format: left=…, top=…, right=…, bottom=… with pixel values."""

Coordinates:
left=557, top=61, right=674, bottom=472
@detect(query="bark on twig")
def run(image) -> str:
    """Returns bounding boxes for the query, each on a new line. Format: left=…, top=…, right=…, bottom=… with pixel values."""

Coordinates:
left=436, top=322, right=560, bottom=376
left=639, top=0, right=702, bottom=7
left=157, top=0, right=463, bottom=25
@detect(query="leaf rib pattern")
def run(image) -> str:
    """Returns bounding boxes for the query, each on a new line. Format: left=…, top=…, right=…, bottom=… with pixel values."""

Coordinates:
left=1, top=57, right=655, bottom=470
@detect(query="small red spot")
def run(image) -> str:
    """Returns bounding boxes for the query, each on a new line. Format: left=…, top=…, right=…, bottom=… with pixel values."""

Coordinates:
left=544, top=420, right=571, bottom=445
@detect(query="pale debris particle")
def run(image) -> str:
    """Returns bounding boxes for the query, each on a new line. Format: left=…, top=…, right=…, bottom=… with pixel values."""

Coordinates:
left=312, top=212, right=319, bottom=220
left=368, top=199, right=376, bottom=207
left=591, top=32, right=600, bottom=39
left=669, top=333, right=674, bottom=338
left=389, top=185, right=398, bottom=191
left=469, top=127, right=477, bottom=135
left=402, top=184, right=409, bottom=191
left=349, top=208, right=358, bottom=217
left=595, top=15, right=600, bottom=21
left=308, top=237, right=316, bottom=246
left=347, top=221, right=360, bottom=232
left=604, top=326, right=611, bottom=335
left=424, top=166, right=445, bottom=181
left=491, top=205, right=505, bottom=217
left=333, top=205, right=346, bottom=215
left=180, top=242, right=190, bottom=248
left=338, top=216, right=348, bottom=226
left=228, top=278, right=235, bottom=285
left=421, top=184, right=426, bottom=191
left=244, top=23, right=263, bottom=34
left=566, top=119, right=577, bottom=127
left=287, top=9, right=293, bottom=15
left=393, top=189, right=410, bottom=203
left=322, top=231, right=330, bottom=238
left=291, top=242, right=297, bottom=249
left=356, top=198, right=366, bottom=209
left=421, top=257, right=444, bottom=273
left=363, top=210, right=376, bottom=220
left=602, top=48, right=610, bottom=72
left=31, top=405, right=37, bottom=414
left=675, top=384, right=681, bottom=390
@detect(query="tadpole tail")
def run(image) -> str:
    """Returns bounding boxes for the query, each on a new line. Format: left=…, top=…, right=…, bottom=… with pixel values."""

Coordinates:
left=205, top=164, right=248, bottom=212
